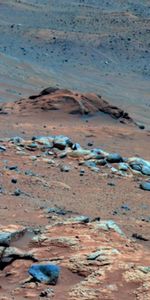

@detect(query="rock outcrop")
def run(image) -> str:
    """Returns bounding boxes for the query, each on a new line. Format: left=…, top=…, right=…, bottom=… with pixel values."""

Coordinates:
left=1, top=88, right=133, bottom=123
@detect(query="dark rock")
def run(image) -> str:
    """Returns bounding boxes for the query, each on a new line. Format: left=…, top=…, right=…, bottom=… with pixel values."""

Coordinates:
left=121, top=204, right=130, bottom=211
left=106, top=153, right=123, bottom=163
left=46, top=207, right=72, bottom=215
left=53, top=135, right=72, bottom=150
left=72, top=143, right=81, bottom=150
left=141, top=217, right=150, bottom=222
left=73, top=216, right=90, bottom=223
left=107, top=182, right=116, bottom=186
left=60, top=165, right=70, bottom=172
left=9, top=137, right=24, bottom=145
left=91, top=217, right=101, bottom=222
left=40, top=288, right=54, bottom=297
left=28, top=263, right=60, bottom=284
left=96, top=159, right=107, bottom=166
left=131, top=164, right=142, bottom=172
left=11, top=178, right=17, bottom=184
left=140, top=182, right=150, bottom=191
left=80, top=169, right=85, bottom=176
left=13, top=189, right=21, bottom=196
left=8, top=166, right=18, bottom=171
left=25, top=170, right=36, bottom=176
left=0, top=145, right=6, bottom=152
left=87, top=142, right=93, bottom=147
left=138, top=124, right=145, bottom=130
left=132, top=233, right=149, bottom=241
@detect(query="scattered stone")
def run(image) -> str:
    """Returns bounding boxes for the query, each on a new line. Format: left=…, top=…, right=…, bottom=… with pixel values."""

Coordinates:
left=11, top=178, right=17, bottom=184
left=0, top=145, right=6, bottom=152
left=40, top=288, right=54, bottom=298
left=140, top=182, right=150, bottom=191
left=53, top=135, right=72, bottom=150
left=0, top=246, right=36, bottom=270
left=13, top=189, right=22, bottom=196
left=106, top=153, right=123, bottom=163
left=80, top=169, right=85, bottom=176
left=0, top=232, right=13, bottom=247
left=46, top=207, right=72, bottom=215
left=121, top=204, right=130, bottom=211
left=28, top=264, right=60, bottom=284
left=73, top=216, right=90, bottom=223
left=107, top=182, right=116, bottom=186
left=0, top=227, right=26, bottom=247
left=132, top=233, right=149, bottom=241
left=141, top=166, right=150, bottom=176
left=60, top=164, right=71, bottom=172
left=8, top=165, right=18, bottom=171
left=9, top=136, right=25, bottom=145
left=138, top=124, right=145, bottom=130
left=118, top=162, right=129, bottom=171
left=25, top=170, right=36, bottom=176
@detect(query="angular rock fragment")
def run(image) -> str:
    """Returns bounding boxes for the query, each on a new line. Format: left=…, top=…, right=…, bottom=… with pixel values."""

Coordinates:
left=28, top=263, right=60, bottom=284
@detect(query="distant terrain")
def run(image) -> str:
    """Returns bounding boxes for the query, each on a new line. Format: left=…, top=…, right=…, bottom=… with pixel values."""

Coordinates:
left=0, top=0, right=150, bottom=125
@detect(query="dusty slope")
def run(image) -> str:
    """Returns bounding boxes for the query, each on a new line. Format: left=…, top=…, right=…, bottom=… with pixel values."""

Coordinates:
left=0, top=0, right=150, bottom=125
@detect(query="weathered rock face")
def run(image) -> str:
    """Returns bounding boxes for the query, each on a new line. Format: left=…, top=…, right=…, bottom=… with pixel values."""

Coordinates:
left=1, top=88, right=133, bottom=123
left=0, top=217, right=150, bottom=299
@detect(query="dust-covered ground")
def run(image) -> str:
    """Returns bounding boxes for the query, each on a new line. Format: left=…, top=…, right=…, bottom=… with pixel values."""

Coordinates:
left=0, top=0, right=150, bottom=126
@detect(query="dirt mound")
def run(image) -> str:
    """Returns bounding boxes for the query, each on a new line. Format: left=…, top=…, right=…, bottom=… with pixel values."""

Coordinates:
left=1, top=87, right=133, bottom=123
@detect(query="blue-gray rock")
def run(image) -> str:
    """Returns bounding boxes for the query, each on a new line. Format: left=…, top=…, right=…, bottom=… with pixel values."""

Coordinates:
left=121, top=204, right=130, bottom=211
left=10, top=136, right=24, bottom=144
left=27, top=143, right=38, bottom=149
left=80, top=169, right=85, bottom=176
left=84, top=161, right=97, bottom=168
left=96, top=220, right=125, bottom=236
left=140, top=182, right=150, bottom=191
left=118, top=163, right=129, bottom=171
left=0, top=145, right=6, bottom=152
left=28, top=264, right=60, bottom=284
left=130, top=164, right=142, bottom=172
left=53, top=135, right=72, bottom=150
left=0, top=232, right=12, bottom=246
left=25, top=170, right=36, bottom=176
left=13, top=189, right=22, bottom=196
left=142, top=166, right=150, bottom=176
left=72, top=143, right=81, bottom=150
left=73, top=216, right=89, bottom=223
left=106, top=153, right=123, bottom=163
left=46, top=207, right=71, bottom=215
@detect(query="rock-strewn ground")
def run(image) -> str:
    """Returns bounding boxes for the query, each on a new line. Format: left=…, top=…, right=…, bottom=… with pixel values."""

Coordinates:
left=0, top=89, right=150, bottom=299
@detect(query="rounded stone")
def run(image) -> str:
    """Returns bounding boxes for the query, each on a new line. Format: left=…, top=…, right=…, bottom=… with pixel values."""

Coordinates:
left=140, top=182, right=150, bottom=191
left=106, top=153, right=123, bottom=163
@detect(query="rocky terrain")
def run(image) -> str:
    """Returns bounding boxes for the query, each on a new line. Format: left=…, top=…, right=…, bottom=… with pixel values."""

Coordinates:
left=0, top=87, right=150, bottom=299
left=0, top=0, right=150, bottom=299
